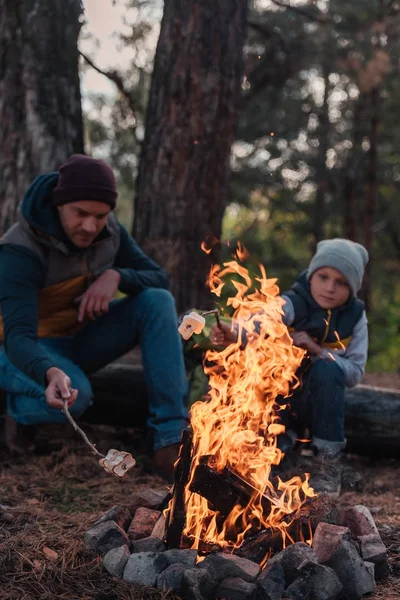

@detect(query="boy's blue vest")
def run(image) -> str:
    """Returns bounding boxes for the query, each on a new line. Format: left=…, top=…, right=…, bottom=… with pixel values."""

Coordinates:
left=283, top=272, right=364, bottom=347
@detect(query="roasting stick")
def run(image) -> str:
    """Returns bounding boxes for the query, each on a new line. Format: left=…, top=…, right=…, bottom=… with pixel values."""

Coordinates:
left=62, top=400, right=136, bottom=477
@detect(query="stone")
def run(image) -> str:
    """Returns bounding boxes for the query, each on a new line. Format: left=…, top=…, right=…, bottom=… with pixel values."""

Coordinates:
left=339, top=505, right=379, bottom=537
left=364, top=561, right=375, bottom=580
left=268, top=542, right=317, bottom=585
left=198, top=552, right=260, bottom=584
left=181, top=567, right=217, bottom=600
left=282, top=561, right=342, bottom=600
left=156, top=563, right=187, bottom=592
left=130, top=489, right=170, bottom=514
left=358, top=533, right=390, bottom=580
left=154, top=548, right=198, bottom=570
left=325, top=539, right=375, bottom=599
left=123, top=551, right=163, bottom=587
left=103, top=544, right=130, bottom=578
left=131, top=535, right=166, bottom=553
left=128, top=507, right=161, bottom=541
left=312, top=522, right=351, bottom=563
left=256, top=562, right=285, bottom=600
left=84, top=521, right=129, bottom=555
left=216, top=577, right=257, bottom=600
left=92, top=505, right=132, bottom=532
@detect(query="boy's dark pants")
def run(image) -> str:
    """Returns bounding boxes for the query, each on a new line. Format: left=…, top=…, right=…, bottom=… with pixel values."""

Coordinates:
left=282, top=358, right=346, bottom=457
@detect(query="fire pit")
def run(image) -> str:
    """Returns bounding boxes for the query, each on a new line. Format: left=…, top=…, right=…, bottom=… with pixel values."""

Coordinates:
left=85, top=254, right=390, bottom=598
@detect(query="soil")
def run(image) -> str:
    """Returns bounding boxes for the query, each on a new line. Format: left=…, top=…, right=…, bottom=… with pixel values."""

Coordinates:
left=0, top=422, right=399, bottom=600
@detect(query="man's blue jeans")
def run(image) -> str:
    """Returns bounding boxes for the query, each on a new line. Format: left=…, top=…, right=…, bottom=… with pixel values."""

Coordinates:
left=0, top=289, right=189, bottom=451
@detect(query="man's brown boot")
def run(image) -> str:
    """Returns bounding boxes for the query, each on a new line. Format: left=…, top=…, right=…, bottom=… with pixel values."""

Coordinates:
left=153, top=443, right=179, bottom=483
left=4, top=414, right=37, bottom=456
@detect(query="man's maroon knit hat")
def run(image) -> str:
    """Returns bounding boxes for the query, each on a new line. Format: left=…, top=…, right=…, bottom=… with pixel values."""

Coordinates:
left=52, top=154, right=118, bottom=209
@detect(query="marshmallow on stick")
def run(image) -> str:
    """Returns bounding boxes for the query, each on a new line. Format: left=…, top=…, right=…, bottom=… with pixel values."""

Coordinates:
left=178, top=312, right=206, bottom=340
left=62, top=401, right=136, bottom=478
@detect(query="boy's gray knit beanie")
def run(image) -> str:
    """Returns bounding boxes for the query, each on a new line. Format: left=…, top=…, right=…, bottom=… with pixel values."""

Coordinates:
left=307, top=238, right=369, bottom=296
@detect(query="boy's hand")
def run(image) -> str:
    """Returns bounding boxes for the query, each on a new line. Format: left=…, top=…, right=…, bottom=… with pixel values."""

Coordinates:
left=76, top=269, right=121, bottom=322
left=45, top=367, right=78, bottom=410
left=210, top=322, right=238, bottom=347
left=290, top=331, right=322, bottom=356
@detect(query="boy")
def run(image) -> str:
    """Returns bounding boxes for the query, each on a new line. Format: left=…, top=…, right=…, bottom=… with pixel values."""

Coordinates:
left=210, top=238, right=369, bottom=494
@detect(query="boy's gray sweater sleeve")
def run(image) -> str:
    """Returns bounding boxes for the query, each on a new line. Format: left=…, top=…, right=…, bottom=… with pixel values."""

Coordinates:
left=281, top=296, right=368, bottom=388
left=320, top=311, right=368, bottom=388
left=281, top=295, right=295, bottom=326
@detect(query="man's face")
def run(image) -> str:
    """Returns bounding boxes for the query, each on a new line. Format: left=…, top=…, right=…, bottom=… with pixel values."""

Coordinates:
left=310, top=266, right=351, bottom=309
left=57, top=201, right=111, bottom=248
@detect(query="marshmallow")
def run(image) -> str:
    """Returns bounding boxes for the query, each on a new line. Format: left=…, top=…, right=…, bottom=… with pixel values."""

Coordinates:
left=178, top=312, right=206, bottom=340
left=99, top=449, right=136, bottom=478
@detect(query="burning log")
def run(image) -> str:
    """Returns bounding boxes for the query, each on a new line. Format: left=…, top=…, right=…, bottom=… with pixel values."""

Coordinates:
left=236, top=493, right=339, bottom=563
left=165, top=427, right=194, bottom=549
left=189, top=459, right=271, bottom=518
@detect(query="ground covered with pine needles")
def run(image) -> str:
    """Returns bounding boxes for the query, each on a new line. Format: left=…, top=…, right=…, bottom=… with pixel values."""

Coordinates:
left=0, top=422, right=398, bottom=600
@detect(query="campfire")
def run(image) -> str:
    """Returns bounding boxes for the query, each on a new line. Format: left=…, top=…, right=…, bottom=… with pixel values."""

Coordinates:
left=167, top=249, right=314, bottom=558
left=84, top=249, right=389, bottom=599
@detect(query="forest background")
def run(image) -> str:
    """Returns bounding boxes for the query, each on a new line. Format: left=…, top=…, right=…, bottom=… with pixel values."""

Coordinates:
left=2, top=0, right=400, bottom=373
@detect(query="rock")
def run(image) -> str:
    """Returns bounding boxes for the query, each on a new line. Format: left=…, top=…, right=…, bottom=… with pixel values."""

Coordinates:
left=154, top=548, right=198, bottom=570
left=216, top=577, right=257, bottom=600
left=312, top=522, right=351, bottom=563
left=103, top=544, right=130, bottom=578
left=364, top=561, right=375, bottom=580
left=339, top=505, right=379, bottom=537
left=358, top=533, right=390, bottom=580
left=128, top=507, right=161, bottom=541
left=256, top=562, right=285, bottom=600
left=131, top=535, right=166, bottom=553
left=268, top=542, right=317, bottom=585
left=282, top=561, right=342, bottom=600
left=123, top=551, right=163, bottom=587
left=198, top=552, right=260, bottom=584
left=157, top=563, right=187, bottom=592
left=130, top=489, right=170, bottom=514
left=84, top=521, right=129, bottom=555
left=181, top=567, right=217, bottom=600
left=325, top=540, right=375, bottom=599
left=92, top=505, right=132, bottom=532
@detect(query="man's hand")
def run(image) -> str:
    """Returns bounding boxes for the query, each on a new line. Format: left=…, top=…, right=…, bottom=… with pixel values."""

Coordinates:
left=76, top=269, right=121, bottom=323
left=290, top=331, right=322, bottom=356
left=210, top=321, right=238, bottom=347
left=45, top=367, right=78, bottom=410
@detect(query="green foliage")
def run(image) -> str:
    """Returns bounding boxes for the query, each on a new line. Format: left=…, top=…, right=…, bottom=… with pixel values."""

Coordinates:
left=81, top=0, right=400, bottom=373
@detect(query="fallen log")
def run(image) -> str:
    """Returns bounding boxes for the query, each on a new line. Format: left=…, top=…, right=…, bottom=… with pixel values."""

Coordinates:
left=1, top=363, right=399, bottom=456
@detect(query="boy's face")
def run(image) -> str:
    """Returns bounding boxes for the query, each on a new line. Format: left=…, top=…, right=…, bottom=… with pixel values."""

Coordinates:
left=310, top=266, right=351, bottom=309
left=57, top=200, right=111, bottom=248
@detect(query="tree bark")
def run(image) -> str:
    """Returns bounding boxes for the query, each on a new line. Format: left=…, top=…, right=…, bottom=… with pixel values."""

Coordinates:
left=133, top=0, right=248, bottom=312
left=0, top=0, right=84, bottom=235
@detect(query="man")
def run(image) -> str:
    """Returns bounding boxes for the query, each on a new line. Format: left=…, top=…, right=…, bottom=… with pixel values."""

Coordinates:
left=0, top=154, right=188, bottom=481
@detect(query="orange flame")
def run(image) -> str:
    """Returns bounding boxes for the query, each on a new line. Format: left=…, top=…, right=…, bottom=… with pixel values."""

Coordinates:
left=183, top=255, right=315, bottom=553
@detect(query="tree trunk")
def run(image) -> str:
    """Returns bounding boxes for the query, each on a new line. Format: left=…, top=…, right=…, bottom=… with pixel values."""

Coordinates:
left=0, top=0, right=84, bottom=235
left=134, top=0, right=248, bottom=312
left=361, top=86, right=379, bottom=311
left=313, top=59, right=330, bottom=247
left=76, top=364, right=400, bottom=458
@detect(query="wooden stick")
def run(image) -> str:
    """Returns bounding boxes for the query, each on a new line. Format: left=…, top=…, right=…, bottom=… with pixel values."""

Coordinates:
left=62, top=400, right=105, bottom=458
left=200, top=308, right=222, bottom=329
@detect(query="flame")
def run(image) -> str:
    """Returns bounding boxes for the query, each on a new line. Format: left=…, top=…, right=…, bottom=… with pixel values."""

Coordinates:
left=183, top=253, right=315, bottom=553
